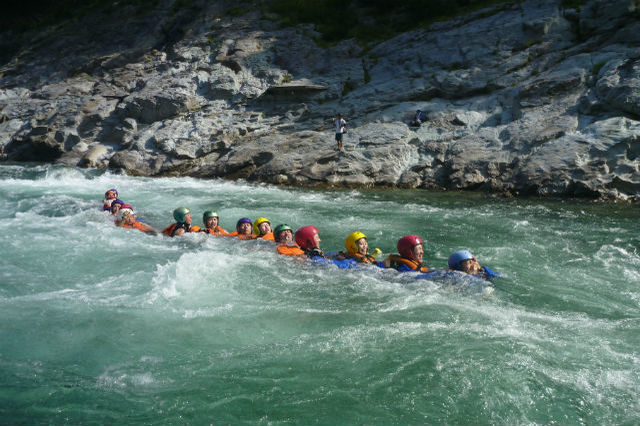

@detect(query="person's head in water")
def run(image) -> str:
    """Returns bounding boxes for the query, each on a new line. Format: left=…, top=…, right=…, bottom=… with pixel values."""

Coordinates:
left=110, top=199, right=125, bottom=215
left=345, top=231, right=369, bottom=256
left=295, top=226, right=322, bottom=251
left=236, top=218, right=252, bottom=235
left=253, top=217, right=272, bottom=236
left=105, top=189, right=118, bottom=200
left=173, top=207, right=191, bottom=225
left=120, top=205, right=135, bottom=225
left=397, top=235, right=424, bottom=263
left=274, top=224, right=294, bottom=243
left=203, top=210, right=219, bottom=229
left=448, top=250, right=480, bottom=275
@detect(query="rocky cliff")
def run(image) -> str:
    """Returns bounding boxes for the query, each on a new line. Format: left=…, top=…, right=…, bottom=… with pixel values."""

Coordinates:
left=1, top=0, right=639, bottom=200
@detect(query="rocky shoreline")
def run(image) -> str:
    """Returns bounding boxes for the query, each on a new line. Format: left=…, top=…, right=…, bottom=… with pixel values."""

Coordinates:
left=1, top=0, right=639, bottom=200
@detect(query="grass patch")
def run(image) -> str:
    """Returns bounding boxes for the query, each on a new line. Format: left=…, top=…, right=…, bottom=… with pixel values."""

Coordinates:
left=342, top=80, right=356, bottom=96
left=561, top=0, right=588, bottom=9
left=524, top=38, right=542, bottom=49
left=169, top=0, right=195, bottom=17
left=363, top=61, right=371, bottom=84
left=591, top=60, right=607, bottom=76
left=226, top=7, right=248, bottom=17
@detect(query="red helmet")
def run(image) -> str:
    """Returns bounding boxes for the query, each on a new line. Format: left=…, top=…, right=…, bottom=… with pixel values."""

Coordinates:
left=397, top=235, right=423, bottom=260
left=295, top=226, right=319, bottom=250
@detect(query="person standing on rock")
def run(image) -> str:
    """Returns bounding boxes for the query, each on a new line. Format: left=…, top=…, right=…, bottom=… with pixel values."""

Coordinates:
left=333, top=113, right=347, bottom=150
left=411, top=109, right=426, bottom=127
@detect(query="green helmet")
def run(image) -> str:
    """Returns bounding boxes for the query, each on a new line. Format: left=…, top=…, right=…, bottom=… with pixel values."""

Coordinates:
left=202, top=210, right=218, bottom=223
left=173, top=207, right=190, bottom=223
left=274, top=224, right=293, bottom=242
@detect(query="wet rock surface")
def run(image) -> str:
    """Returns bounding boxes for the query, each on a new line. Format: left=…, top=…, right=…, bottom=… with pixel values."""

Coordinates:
left=1, top=0, right=639, bottom=200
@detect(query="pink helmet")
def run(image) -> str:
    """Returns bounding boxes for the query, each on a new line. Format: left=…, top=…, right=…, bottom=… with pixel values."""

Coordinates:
left=397, top=235, right=423, bottom=260
left=295, top=226, right=319, bottom=250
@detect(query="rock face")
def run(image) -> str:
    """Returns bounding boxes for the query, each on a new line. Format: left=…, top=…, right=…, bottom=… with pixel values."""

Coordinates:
left=1, top=0, right=639, bottom=200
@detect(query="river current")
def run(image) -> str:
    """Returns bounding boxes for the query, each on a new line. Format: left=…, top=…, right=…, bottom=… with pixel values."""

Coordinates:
left=1, top=164, right=639, bottom=424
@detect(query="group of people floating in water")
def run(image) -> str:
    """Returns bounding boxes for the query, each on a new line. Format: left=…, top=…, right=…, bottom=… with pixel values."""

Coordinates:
left=103, top=188, right=499, bottom=281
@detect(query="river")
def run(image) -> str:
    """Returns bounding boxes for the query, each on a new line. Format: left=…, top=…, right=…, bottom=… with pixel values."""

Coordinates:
left=1, top=164, right=639, bottom=424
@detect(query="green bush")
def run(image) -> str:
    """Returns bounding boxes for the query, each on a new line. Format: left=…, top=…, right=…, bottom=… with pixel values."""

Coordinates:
left=591, top=60, right=607, bottom=76
left=1, top=0, right=157, bottom=33
left=561, top=0, right=587, bottom=9
left=267, top=0, right=519, bottom=45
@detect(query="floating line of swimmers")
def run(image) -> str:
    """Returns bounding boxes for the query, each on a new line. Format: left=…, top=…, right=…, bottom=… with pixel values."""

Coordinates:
left=103, top=189, right=499, bottom=281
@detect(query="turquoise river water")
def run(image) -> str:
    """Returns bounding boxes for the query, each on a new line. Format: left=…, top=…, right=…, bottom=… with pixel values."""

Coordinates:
left=0, top=164, right=639, bottom=424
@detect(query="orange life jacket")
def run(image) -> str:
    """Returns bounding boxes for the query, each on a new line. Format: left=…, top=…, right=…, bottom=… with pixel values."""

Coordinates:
left=258, top=232, right=275, bottom=241
left=277, top=243, right=305, bottom=257
left=345, top=252, right=377, bottom=264
left=162, top=223, right=201, bottom=237
left=202, top=225, right=228, bottom=236
left=226, top=231, right=258, bottom=240
left=122, top=221, right=152, bottom=232
left=388, top=254, right=429, bottom=272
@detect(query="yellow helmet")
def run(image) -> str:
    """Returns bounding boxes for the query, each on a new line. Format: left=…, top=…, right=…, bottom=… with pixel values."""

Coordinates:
left=345, top=231, right=367, bottom=256
left=253, top=217, right=271, bottom=235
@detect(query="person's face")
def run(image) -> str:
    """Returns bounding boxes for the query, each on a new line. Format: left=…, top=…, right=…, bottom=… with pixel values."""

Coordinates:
left=184, top=212, right=192, bottom=225
left=356, top=238, right=368, bottom=255
left=105, top=191, right=116, bottom=199
left=111, top=204, right=121, bottom=215
left=412, top=244, right=424, bottom=263
left=258, top=222, right=272, bottom=235
left=278, top=229, right=293, bottom=242
left=238, top=222, right=252, bottom=234
left=205, top=216, right=218, bottom=228
left=460, top=258, right=479, bottom=274
left=125, top=213, right=136, bottom=225
left=312, top=233, right=321, bottom=248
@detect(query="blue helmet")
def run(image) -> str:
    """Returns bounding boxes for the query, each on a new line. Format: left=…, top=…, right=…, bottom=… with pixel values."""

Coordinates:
left=448, top=250, right=474, bottom=270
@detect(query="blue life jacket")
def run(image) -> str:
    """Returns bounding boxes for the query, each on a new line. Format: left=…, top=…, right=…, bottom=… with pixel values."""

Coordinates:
left=417, top=266, right=500, bottom=282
